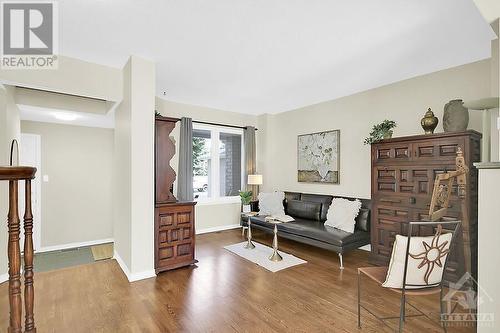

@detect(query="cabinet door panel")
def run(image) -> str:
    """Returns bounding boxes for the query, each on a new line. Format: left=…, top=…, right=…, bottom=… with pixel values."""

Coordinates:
left=371, top=204, right=408, bottom=259
left=374, top=166, right=432, bottom=196
left=372, top=143, right=412, bottom=164
left=155, top=205, right=195, bottom=271
left=413, top=138, right=464, bottom=162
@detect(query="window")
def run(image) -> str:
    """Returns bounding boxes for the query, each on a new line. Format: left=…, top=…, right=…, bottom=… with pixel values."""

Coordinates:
left=193, top=124, right=243, bottom=201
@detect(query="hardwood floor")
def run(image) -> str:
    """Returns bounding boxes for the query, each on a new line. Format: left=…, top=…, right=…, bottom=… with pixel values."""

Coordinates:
left=0, top=229, right=475, bottom=332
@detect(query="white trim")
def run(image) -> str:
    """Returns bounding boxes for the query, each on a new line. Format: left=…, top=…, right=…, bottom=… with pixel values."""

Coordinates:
left=0, top=273, right=8, bottom=284
left=113, top=250, right=131, bottom=280
left=196, top=224, right=241, bottom=235
left=129, top=270, right=156, bottom=282
left=36, top=238, right=114, bottom=253
left=113, top=250, right=156, bottom=282
left=195, top=196, right=240, bottom=206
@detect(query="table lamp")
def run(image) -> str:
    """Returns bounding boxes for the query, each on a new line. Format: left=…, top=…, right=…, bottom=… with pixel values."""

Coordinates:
left=247, top=174, right=263, bottom=201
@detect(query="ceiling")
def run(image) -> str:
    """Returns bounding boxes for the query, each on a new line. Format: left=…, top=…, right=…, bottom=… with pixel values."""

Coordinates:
left=59, top=0, right=495, bottom=115
left=18, top=105, right=115, bottom=129
left=473, top=0, right=500, bottom=23
left=15, top=87, right=115, bottom=128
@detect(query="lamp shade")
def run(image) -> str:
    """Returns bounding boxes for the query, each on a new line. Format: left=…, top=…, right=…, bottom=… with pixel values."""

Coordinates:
left=247, top=174, right=263, bottom=185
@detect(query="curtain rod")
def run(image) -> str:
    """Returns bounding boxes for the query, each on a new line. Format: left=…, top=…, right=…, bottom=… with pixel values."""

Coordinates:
left=156, top=116, right=257, bottom=131
left=192, top=120, right=258, bottom=131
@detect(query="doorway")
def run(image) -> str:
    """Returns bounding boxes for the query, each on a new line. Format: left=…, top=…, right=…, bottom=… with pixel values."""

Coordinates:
left=19, top=133, right=42, bottom=251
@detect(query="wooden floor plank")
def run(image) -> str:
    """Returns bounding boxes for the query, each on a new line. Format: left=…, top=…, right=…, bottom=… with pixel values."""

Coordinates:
left=0, top=229, right=474, bottom=332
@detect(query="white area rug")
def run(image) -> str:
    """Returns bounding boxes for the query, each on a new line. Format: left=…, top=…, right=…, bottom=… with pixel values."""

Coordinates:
left=224, top=241, right=307, bottom=272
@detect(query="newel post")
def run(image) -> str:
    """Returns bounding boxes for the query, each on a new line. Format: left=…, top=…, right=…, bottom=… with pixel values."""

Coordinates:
left=1, top=166, right=37, bottom=333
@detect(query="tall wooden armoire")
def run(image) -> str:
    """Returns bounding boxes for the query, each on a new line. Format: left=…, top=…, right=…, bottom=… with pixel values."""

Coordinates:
left=369, top=130, right=481, bottom=282
left=154, top=116, right=197, bottom=274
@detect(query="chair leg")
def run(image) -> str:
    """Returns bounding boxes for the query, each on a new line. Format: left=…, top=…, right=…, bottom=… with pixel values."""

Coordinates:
left=440, top=285, right=448, bottom=333
left=398, top=293, right=406, bottom=333
left=357, top=271, right=361, bottom=328
left=338, top=253, right=344, bottom=269
left=241, top=226, right=247, bottom=237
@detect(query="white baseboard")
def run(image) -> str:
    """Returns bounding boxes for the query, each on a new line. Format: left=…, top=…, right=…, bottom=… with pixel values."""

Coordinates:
left=359, top=244, right=371, bottom=252
left=196, top=224, right=241, bottom=235
left=0, top=273, right=8, bottom=284
left=36, top=238, right=114, bottom=253
left=113, top=250, right=156, bottom=283
left=129, top=269, right=156, bottom=282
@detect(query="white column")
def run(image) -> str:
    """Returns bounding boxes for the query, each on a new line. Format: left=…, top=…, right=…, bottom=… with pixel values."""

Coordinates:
left=113, top=56, right=155, bottom=281
left=476, top=163, right=500, bottom=333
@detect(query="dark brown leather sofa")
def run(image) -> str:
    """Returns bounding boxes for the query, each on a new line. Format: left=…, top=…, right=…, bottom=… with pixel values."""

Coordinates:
left=241, top=191, right=371, bottom=269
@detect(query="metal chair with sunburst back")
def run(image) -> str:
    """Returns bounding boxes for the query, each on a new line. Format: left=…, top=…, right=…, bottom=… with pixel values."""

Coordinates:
left=357, top=149, right=468, bottom=332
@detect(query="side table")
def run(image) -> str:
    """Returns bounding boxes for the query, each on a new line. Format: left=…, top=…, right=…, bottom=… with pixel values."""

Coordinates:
left=266, top=219, right=283, bottom=262
left=241, top=213, right=258, bottom=249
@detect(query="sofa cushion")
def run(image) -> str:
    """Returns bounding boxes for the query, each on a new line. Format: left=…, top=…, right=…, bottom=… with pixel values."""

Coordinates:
left=284, top=192, right=301, bottom=202
left=325, top=198, right=362, bottom=233
left=286, top=200, right=322, bottom=221
left=300, top=193, right=333, bottom=221
left=356, top=208, right=370, bottom=232
left=279, top=218, right=370, bottom=246
left=258, top=191, right=285, bottom=215
left=284, top=192, right=301, bottom=214
left=249, top=216, right=370, bottom=247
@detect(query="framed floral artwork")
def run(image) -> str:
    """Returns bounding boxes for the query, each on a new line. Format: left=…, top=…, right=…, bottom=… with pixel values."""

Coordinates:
left=297, top=130, right=340, bottom=184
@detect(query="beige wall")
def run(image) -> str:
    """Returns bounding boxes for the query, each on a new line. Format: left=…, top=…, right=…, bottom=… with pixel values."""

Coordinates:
left=15, top=87, right=111, bottom=115
left=113, top=56, right=155, bottom=280
left=113, top=59, right=133, bottom=272
left=0, top=56, right=122, bottom=102
left=156, top=99, right=258, bottom=232
left=0, top=86, right=21, bottom=280
left=20, top=121, right=114, bottom=248
left=259, top=59, right=490, bottom=198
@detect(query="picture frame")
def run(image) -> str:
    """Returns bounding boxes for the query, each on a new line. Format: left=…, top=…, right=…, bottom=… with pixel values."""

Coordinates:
left=297, top=130, right=340, bottom=184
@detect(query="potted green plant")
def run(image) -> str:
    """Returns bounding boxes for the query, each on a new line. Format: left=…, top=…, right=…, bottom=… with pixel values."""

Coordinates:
left=364, top=120, right=397, bottom=145
left=239, top=190, right=253, bottom=213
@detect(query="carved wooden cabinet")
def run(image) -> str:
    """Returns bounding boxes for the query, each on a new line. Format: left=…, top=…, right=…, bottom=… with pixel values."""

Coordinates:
left=370, top=131, right=481, bottom=282
left=155, top=116, right=197, bottom=273
left=155, top=202, right=197, bottom=273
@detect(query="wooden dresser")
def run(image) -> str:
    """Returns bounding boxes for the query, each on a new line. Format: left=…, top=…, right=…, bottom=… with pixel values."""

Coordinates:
left=369, top=131, right=481, bottom=282
left=155, top=116, right=197, bottom=274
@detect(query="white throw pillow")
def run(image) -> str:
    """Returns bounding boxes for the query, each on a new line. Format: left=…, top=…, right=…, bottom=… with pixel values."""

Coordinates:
left=258, top=191, right=285, bottom=216
left=325, top=198, right=362, bottom=233
left=382, top=232, right=452, bottom=289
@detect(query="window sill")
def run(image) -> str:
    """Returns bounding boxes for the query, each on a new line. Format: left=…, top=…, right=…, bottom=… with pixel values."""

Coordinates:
left=195, top=197, right=241, bottom=206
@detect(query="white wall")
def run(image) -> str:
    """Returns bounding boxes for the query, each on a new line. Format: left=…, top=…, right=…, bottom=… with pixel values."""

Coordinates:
left=113, top=56, right=155, bottom=281
left=20, top=121, right=114, bottom=248
left=476, top=166, right=500, bottom=333
left=156, top=99, right=258, bottom=232
left=258, top=59, right=490, bottom=198
left=0, top=85, right=21, bottom=281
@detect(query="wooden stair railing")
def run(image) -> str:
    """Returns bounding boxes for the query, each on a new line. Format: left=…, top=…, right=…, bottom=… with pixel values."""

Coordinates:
left=1, top=140, right=37, bottom=333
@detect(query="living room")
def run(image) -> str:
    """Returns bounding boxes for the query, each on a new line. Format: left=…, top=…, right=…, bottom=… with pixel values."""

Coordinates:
left=0, top=1, right=499, bottom=332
